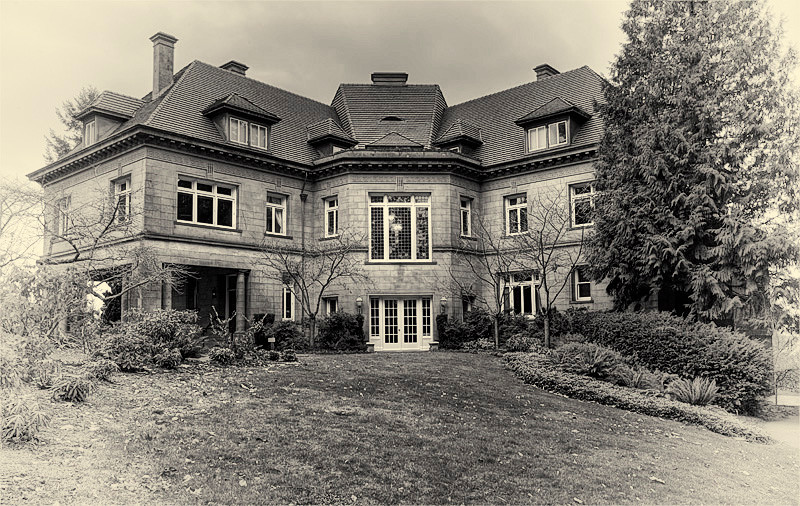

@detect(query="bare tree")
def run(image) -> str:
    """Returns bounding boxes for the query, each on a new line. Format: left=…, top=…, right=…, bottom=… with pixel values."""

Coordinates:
left=511, top=188, right=587, bottom=348
left=255, top=229, right=371, bottom=346
left=0, top=178, right=42, bottom=269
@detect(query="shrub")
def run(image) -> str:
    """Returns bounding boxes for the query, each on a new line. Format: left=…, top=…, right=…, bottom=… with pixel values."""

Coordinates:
left=505, top=353, right=769, bottom=442
left=209, top=346, right=236, bottom=365
left=612, top=364, right=662, bottom=390
left=31, top=359, right=62, bottom=389
left=81, top=359, right=119, bottom=381
left=548, top=342, right=624, bottom=380
left=51, top=374, right=95, bottom=403
left=498, top=313, right=529, bottom=343
left=316, top=312, right=366, bottom=352
left=562, top=309, right=772, bottom=414
left=441, top=308, right=494, bottom=349
left=154, top=348, right=183, bottom=369
left=462, top=338, right=495, bottom=352
left=268, top=350, right=280, bottom=361
left=252, top=313, right=276, bottom=348
left=2, top=394, right=49, bottom=443
left=280, top=349, right=298, bottom=362
left=667, top=377, right=720, bottom=406
left=100, top=333, right=151, bottom=371
left=267, top=321, right=307, bottom=352
left=506, top=333, right=539, bottom=352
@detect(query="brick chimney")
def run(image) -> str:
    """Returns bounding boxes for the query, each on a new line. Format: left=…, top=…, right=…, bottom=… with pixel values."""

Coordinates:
left=220, top=60, right=248, bottom=76
left=150, top=32, right=178, bottom=98
left=371, top=72, right=408, bottom=86
left=534, top=64, right=559, bottom=81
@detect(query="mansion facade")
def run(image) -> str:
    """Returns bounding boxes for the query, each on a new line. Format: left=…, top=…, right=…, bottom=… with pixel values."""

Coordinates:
left=29, top=32, right=613, bottom=351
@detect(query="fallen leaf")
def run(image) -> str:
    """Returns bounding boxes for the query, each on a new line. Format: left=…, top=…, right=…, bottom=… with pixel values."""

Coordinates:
left=573, top=498, right=583, bottom=504
left=649, top=476, right=665, bottom=484
left=239, top=479, right=247, bottom=487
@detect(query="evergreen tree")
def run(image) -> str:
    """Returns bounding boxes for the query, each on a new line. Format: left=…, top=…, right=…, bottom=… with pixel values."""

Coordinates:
left=43, top=86, right=99, bottom=163
left=589, top=0, right=799, bottom=321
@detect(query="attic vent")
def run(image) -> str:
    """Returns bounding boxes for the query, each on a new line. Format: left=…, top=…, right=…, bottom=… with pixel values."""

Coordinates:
left=380, top=116, right=404, bottom=122
left=371, top=72, right=408, bottom=85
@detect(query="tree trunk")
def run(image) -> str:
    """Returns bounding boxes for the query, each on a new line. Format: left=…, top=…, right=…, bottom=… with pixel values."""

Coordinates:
left=543, top=314, right=551, bottom=349
left=309, top=315, right=316, bottom=349
left=493, top=317, right=500, bottom=349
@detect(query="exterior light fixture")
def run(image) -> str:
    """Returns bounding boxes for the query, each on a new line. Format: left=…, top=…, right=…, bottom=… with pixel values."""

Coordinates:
left=356, top=296, right=363, bottom=315
left=440, top=296, right=448, bottom=314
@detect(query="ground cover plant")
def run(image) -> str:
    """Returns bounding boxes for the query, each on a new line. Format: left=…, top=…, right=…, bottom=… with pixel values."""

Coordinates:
left=1, top=352, right=797, bottom=504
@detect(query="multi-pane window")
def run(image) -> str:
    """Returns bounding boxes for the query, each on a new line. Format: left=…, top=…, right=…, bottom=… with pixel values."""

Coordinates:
left=460, top=198, right=472, bottom=237
left=369, top=194, right=431, bottom=261
left=324, top=297, right=338, bottom=314
left=229, top=118, right=248, bottom=145
left=573, top=267, right=592, bottom=302
left=114, top=178, right=131, bottom=223
left=250, top=124, right=268, bottom=149
left=176, top=179, right=236, bottom=228
left=505, top=195, right=528, bottom=235
left=266, top=194, right=286, bottom=235
left=84, top=120, right=97, bottom=146
left=570, top=182, right=595, bottom=227
left=282, top=286, right=294, bottom=320
left=502, top=271, right=539, bottom=316
left=370, top=298, right=380, bottom=337
left=56, top=198, right=70, bottom=236
left=325, top=197, right=338, bottom=237
left=527, top=120, right=568, bottom=152
left=421, top=298, right=431, bottom=337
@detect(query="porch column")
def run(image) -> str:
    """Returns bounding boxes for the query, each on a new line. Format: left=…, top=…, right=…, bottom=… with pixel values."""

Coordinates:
left=162, top=280, right=172, bottom=310
left=235, top=270, right=246, bottom=333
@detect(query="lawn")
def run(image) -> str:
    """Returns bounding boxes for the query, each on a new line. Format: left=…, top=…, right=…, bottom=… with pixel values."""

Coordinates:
left=2, top=352, right=798, bottom=504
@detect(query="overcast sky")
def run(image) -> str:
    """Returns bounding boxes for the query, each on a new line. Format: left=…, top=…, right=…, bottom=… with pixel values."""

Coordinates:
left=1, top=0, right=798, bottom=182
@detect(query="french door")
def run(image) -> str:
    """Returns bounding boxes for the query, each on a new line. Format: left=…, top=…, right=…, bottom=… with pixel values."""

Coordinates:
left=370, top=297, right=432, bottom=351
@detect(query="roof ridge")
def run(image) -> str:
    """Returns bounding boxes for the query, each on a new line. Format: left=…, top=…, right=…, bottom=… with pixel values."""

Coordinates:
left=333, top=86, right=355, bottom=139
left=100, top=90, right=144, bottom=102
left=338, top=83, right=440, bottom=88
left=194, top=61, right=332, bottom=108
left=449, top=66, right=594, bottom=108
left=143, top=60, right=199, bottom=128
left=425, top=85, right=444, bottom=148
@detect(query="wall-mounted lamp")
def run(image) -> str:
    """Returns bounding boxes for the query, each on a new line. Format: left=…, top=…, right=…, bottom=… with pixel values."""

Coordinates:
left=356, top=297, right=363, bottom=315
left=440, top=296, right=448, bottom=314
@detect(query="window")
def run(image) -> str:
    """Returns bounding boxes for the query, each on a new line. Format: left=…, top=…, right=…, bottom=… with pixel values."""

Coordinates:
left=527, top=120, right=568, bottom=152
left=505, top=195, right=528, bottom=235
left=460, top=198, right=472, bottom=237
left=573, top=266, right=592, bottom=302
left=114, top=178, right=131, bottom=223
left=502, top=271, right=539, bottom=316
left=266, top=193, right=286, bottom=235
left=325, top=197, right=338, bottom=237
left=421, top=298, right=432, bottom=337
left=449, top=146, right=461, bottom=153
left=56, top=197, right=70, bottom=236
left=282, top=286, right=294, bottom=320
left=176, top=178, right=236, bottom=228
left=570, top=182, right=595, bottom=227
left=84, top=120, right=97, bottom=146
left=250, top=123, right=268, bottom=150
left=324, top=297, right=338, bottom=315
left=462, top=295, right=475, bottom=315
left=369, top=194, right=431, bottom=261
left=229, top=118, right=248, bottom=145
left=370, top=298, right=380, bottom=337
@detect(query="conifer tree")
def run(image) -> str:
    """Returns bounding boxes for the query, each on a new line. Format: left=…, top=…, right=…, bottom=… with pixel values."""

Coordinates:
left=44, top=86, right=99, bottom=163
left=589, top=0, right=799, bottom=320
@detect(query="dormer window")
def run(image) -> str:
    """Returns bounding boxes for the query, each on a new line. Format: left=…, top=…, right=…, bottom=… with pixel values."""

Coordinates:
left=229, top=117, right=269, bottom=150
left=250, top=124, right=268, bottom=149
left=229, top=118, right=248, bottom=145
left=527, top=120, right=568, bottom=152
left=84, top=120, right=97, bottom=146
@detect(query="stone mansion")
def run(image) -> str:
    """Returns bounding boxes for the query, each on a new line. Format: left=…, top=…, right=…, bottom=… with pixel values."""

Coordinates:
left=28, top=32, right=612, bottom=351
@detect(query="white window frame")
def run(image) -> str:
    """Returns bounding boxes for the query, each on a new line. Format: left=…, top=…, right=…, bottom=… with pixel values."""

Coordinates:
left=114, top=177, right=131, bottom=223
left=266, top=193, right=287, bottom=235
left=250, top=123, right=268, bottom=150
left=505, top=194, right=528, bottom=235
left=526, top=125, right=547, bottom=152
left=56, top=197, right=70, bottom=236
left=460, top=198, right=472, bottom=237
left=84, top=120, right=97, bottom=146
left=325, top=196, right=339, bottom=237
left=570, top=182, right=596, bottom=228
left=502, top=271, right=540, bottom=317
left=549, top=121, right=569, bottom=147
left=527, top=120, right=569, bottom=153
left=176, top=178, right=237, bottom=229
left=229, top=117, right=249, bottom=145
left=368, top=194, right=431, bottom=262
left=573, top=266, right=593, bottom=302
left=324, top=297, right=338, bottom=315
left=282, top=286, right=295, bottom=321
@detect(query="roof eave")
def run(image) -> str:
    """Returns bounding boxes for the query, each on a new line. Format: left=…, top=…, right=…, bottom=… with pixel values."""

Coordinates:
left=514, top=107, right=592, bottom=126
left=202, top=103, right=282, bottom=125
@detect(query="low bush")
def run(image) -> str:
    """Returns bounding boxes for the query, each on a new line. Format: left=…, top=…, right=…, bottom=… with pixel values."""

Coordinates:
left=153, top=348, right=183, bottom=369
left=462, top=338, right=495, bottom=352
left=505, top=333, right=540, bottom=352
left=316, top=312, right=366, bottom=352
left=209, top=346, right=236, bottom=365
left=505, top=353, right=769, bottom=442
left=280, top=349, right=298, bottom=362
left=1, top=394, right=50, bottom=443
left=612, top=364, right=662, bottom=390
left=51, top=374, right=95, bottom=403
left=548, top=342, right=624, bottom=380
left=31, top=359, right=62, bottom=389
left=440, top=308, right=494, bottom=349
left=267, top=321, right=308, bottom=352
left=667, top=377, right=720, bottom=406
left=268, top=350, right=280, bottom=361
left=81, top=359, right=119, bottom=382
left=562, top=309, right=772, bottom=414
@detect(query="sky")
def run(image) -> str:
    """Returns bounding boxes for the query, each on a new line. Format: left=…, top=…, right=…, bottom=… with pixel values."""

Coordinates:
left=1, top=0, right=798, bottom=183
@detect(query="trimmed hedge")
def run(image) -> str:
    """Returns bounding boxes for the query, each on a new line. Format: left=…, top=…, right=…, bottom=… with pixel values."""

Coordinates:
left=562, top=310, right=772, bottom=415
left=316, top=312, right=366, bottom=352
left=505, top=353, right=770, bottom=443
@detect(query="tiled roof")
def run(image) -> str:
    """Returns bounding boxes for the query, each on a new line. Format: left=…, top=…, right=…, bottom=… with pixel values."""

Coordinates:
left=433, top=119, right=483, bottom=145
left=437, top=66, right=605, bottom=166
left=515, top=97, right=590, bottom=124
left=202, top=93, right=281, bottom=123
left=307, top=118, right=356, bottom=144
left=75, top=91, right=144, bottom=120
left=368, top=132, right=422, bottom=147
left=331, top=83, right=447, bottom=148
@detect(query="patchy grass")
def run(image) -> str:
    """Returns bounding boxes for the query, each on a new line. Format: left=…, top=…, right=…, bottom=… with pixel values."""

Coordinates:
left=1, top=352, right=798, bottom=504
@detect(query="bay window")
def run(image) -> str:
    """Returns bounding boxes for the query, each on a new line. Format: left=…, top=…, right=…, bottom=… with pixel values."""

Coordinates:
left=176, top=178, right=236, bottom=228
left=369, top=194, right=431, bottom=261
